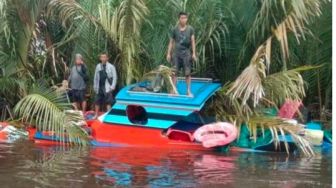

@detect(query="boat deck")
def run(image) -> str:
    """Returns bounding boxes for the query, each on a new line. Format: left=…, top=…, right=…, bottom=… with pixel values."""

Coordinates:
left=116, top=78, right=221, bottom=111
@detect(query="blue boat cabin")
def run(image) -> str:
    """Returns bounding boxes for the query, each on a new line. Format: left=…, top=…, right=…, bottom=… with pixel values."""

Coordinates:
left=102, top=78, right=221, bottom=130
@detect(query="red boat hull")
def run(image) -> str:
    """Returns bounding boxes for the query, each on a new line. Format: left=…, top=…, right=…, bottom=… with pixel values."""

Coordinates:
left=28, top=120, right=212, bottom=151
left=90, top=120, right=209, bottom=150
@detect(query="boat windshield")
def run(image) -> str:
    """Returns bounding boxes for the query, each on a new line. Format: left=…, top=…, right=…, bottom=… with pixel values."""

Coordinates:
left=167, top=112, right=215, bottom=132
left=182, top=112, right=215, bottom=125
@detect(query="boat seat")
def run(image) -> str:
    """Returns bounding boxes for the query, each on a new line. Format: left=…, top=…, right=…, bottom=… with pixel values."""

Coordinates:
left=166, top=120, right=202, bottom=142
left=166, top=129, right=194, bottom=142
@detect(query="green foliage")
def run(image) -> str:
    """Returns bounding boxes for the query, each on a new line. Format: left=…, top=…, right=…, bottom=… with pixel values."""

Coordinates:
left=246, top=116, right=314, bottom=156
left=14, top=86, right=89, bottom=146
left=205, top=0, right=328, bottom=155
left=0, top=0, right=331, bottom=153
left=0, top=0, right=331, bottom=103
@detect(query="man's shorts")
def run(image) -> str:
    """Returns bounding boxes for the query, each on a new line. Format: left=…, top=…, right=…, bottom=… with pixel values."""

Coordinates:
left=172, top=51, right=192, bottom=76
left=71, top=89, right=86, bottom=103
left=95, top=92, right=114, bottom=106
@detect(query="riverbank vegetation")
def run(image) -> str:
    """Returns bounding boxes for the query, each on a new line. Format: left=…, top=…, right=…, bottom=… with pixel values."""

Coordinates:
left=0, top=0, right=331, bottom=153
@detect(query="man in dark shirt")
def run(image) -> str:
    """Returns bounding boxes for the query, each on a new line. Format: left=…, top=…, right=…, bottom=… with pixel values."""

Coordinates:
left=68, top=54, right=88, bottom=113
left=167, top=12, right=197, bottom=96
left=93, top=53, right=117, bottom=119
left=99, top=64, right=108, bottom=93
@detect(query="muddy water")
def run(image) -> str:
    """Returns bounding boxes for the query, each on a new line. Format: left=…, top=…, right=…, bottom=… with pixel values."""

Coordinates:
left=0, top=141, right=331, bottom=188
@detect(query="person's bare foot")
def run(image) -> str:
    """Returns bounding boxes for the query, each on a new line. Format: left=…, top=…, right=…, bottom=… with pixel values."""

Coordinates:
left=187, top=90, right=193, bottom=97
left=169, top=89, right=178, bottom=95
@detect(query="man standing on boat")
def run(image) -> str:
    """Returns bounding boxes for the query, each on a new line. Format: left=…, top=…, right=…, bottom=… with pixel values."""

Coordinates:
left=166, top=12, right=197, bottom=96
left=93, top=52, right=117, bottom=119
left=68, top=53, right=88, bottom=113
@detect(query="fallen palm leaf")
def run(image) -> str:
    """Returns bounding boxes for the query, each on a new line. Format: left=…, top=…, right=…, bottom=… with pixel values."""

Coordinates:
left=141, top=65, right=177, bottom=94
left=246, top=116, right=314, bottom=156
left=227, top=42, right=269, bottom=107
left=14, top=85, right=89, bottom=146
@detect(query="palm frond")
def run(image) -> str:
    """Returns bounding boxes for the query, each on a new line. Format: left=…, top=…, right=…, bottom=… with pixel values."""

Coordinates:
left=47, top=0, right=98, bottom=27
left=240, top=0, right=324, bottom=69
left=264, top=66, right=320, bottom=106
left=247, top=116, right=314, bottom=156
left=98, top=0, right=149, bottom=84
left=227, top=41, right=270, bottom=106
left=205, top=83, right=253, bottom=123
left=14, top=86, right=89, bottom=146
left=0, top=0, right=13, bottom=49
left=141, top=65, right=177, bottom=94
left=246, top=0, right=323, bottom=43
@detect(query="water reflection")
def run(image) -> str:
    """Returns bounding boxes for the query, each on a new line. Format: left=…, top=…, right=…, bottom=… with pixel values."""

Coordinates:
left=0, top=142, right=95, bottom=187
left=90, top=148, right=202, bottom=187
left=0, top=142, right=331, bottom=188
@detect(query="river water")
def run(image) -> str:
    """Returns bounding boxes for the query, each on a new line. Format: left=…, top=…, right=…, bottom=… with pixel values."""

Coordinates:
left=0, top=141, right=331, bottom=188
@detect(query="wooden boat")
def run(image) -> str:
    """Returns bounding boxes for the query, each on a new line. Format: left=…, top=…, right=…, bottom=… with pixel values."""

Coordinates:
left=28, top=77, right=330, bottom=153
left=31, top=78, right=238, bottom=151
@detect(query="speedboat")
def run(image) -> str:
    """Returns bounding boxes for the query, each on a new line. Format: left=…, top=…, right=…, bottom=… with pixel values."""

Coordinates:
left=25, top=77, right=330, bottom=153
left=30, top=78, right=238, bottom=151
